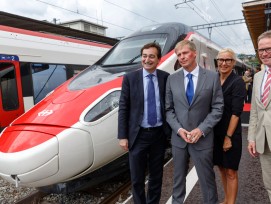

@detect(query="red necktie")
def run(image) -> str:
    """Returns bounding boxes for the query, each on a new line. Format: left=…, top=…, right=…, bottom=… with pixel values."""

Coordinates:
left=262, top=68, right=271, bottom=106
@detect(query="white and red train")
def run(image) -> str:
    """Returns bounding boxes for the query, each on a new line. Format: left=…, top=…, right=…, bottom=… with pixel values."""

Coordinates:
left=0, top=25, right=111, bottom=130
left=0, top=22, right=250, bottom=191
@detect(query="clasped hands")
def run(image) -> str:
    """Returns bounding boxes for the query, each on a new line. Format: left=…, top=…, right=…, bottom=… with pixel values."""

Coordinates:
left=178, top=128, right=202, bottom=143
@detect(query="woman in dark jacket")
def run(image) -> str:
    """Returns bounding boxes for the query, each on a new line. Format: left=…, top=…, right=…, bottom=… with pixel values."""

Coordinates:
left=213, top=48, right=246, bottom=204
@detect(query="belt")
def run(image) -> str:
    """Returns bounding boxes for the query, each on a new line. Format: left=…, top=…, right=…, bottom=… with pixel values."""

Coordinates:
left=140, top=126, right=162, bottom=131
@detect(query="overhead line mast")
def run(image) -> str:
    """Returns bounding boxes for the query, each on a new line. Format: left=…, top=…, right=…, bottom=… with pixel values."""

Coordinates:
left=192, top=19, right=245, bottom=39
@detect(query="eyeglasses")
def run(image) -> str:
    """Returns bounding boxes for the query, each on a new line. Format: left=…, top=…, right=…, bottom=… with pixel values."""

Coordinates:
left=256, top=47, right=271, bottom=55
left=217, top=58, right=234, bottom=64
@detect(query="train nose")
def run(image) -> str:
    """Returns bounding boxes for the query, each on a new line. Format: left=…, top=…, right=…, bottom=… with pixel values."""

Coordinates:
left=0, top=126, right=94, bottom=187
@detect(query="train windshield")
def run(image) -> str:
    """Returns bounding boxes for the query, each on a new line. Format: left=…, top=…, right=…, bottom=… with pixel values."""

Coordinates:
left=69, top=34, right=168, bottom=91
left=68, top=65, right=124, bottom=90
left=102, top=34, right=167, bottom=66
left=69, top=34, right=168, bottom=90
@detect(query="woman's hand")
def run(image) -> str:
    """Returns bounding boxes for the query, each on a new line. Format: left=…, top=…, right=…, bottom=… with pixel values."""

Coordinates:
left=223, top=136, right=232, bottom=151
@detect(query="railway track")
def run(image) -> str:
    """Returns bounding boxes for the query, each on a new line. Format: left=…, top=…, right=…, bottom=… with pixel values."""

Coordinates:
left=15, top=190, right=49, bottom=204
left=14, top=174, right=131, bottom=204
left=100, top=180, right=131, bottom=204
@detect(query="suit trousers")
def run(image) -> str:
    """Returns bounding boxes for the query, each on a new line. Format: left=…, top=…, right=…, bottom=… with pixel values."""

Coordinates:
left=172, top=145, right=218, bottom=204
left=129, top=127, right=165, bottom=204
left=259, top=136, right=271, bottom=202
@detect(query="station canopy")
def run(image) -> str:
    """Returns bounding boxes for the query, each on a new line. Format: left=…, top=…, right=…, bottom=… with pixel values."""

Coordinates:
left=243, top=0, right=271, bottom=51
left=0, top=11, right=118, bottom=46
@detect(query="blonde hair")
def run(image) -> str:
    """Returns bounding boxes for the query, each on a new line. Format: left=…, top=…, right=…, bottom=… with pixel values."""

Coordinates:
left=258, top=30, right=271, bottom=43
left=217, top=48, right=236, bottom=61
left=175, top=40, right=196, bottom=52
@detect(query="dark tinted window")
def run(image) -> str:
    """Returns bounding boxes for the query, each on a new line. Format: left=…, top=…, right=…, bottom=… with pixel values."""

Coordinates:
left=102, top=34, right=167, bottom=66
left=32, top=64, right=67, bottom=103
left=0, top=63, right=19, bottom=110
left=84, top=90, right=121, bottom=122
left=68, top=65, right=124, bottom=91
left=69, top=34, right=168, bottom=91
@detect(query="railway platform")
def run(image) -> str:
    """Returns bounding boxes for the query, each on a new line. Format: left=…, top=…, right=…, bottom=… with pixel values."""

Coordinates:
left=123, top=126, right=270, bottom=204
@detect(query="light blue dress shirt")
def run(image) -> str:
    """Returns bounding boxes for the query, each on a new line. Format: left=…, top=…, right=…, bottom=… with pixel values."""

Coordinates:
left=141, top=68, right=162, bottom=128
left=183, top=65, right=200, bottom=93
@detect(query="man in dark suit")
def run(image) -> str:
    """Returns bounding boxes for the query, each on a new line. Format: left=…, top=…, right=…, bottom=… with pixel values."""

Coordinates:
left=118, top=42, right=170, bottom=204
left=165, top=40, right=224, bottom=204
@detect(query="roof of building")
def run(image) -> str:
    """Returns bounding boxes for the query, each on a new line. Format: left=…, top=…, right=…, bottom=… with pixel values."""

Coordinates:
left=242, top=0, right=271, bottom=51
left=0, top=11, right=118, bottom=46
left=60, top=19, right=108, bottom=29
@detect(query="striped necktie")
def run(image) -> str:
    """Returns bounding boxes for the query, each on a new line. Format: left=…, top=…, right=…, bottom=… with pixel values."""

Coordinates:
left=262, top=68, right=271, bottom=106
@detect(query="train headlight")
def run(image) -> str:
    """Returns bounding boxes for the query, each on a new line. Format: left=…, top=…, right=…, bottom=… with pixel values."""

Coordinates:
left=84, top=90, right=121, bottom=122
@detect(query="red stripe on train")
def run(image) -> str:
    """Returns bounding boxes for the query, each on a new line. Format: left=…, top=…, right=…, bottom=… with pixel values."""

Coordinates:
left=243, top=103, right=251, bottom=112
left=0, top=25, right=112, bottom=48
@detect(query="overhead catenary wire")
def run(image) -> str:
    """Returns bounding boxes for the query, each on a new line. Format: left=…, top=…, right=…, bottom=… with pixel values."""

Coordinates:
left=188, top=1, right=246, bottom=53
left=36, top=0, right=134, bottom=31
left=36, top=0, right=253, bottom=54
left=209, top=0, right=251, bottom=53
left=103, top=0, right=159, bottom=24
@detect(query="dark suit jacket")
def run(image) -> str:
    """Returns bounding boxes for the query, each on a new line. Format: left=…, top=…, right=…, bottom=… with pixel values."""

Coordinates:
left=118, top=68, right=170, bottom=149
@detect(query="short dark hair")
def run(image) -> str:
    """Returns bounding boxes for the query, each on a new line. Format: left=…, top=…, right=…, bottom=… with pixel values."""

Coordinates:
left=141, top=42, right=162, bottom=59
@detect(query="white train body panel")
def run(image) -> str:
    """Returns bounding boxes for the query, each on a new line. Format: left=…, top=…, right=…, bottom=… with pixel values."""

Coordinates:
left=0, top=23, right=240, bottom=188
left=0, top=25, right=110, bottom=65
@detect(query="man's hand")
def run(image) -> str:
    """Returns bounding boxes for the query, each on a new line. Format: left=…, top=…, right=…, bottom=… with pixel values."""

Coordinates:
left=188, top=128, right=203, bottom=143
left=248, top=141, right=258, bottom=157
left=178, top=128, right=192, bottom=143
left=119, top=139, right=129, bottom=151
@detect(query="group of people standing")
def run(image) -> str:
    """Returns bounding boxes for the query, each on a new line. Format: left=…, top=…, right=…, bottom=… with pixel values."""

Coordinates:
left=118, top=29, right=271, bottom=204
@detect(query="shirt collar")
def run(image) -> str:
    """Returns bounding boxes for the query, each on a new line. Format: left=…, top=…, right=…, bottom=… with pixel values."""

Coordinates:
left=143, top=68, right=157, bottom=78
left=264, top=65, right=271, bottom=74
left=183, top=65, right=199, bottom=77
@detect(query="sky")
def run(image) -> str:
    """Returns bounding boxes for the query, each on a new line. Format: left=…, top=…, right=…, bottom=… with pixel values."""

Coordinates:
left=0, top=0, right=255, bottom=55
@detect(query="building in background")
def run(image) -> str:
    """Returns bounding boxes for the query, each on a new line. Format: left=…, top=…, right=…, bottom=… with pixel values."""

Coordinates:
left=60, top=19, right=107, bottom=36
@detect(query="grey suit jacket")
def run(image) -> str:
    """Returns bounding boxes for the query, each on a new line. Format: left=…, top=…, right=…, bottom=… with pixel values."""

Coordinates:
left=248, top=69, right=271, bottom=154
left=165, top=67, right=224, bottom=150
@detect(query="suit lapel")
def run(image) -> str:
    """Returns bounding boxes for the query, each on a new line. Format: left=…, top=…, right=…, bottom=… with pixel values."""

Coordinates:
left=267, top=86, right=271, bottom=108
left=192, top=67, right=206, bottom=105
left=136, top=69, right=144, bottom=109
left=178, top=70, right=189, bottom=106
left=157, top=70, right=164, bottom=107
left=256, top=71, right=265, bottom=108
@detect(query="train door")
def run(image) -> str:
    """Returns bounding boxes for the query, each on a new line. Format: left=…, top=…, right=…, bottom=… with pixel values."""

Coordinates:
left=0, top=54, right=24, bottom=130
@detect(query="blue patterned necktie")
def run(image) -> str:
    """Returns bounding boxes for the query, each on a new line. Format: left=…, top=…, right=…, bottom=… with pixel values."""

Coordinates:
left=147, top=74, right=157, bottom=126
left=186, top=73, right=194, bottom=105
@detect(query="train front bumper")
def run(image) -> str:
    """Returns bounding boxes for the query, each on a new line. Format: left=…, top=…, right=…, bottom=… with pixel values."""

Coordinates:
left=0, top=126, right=94, bottom=187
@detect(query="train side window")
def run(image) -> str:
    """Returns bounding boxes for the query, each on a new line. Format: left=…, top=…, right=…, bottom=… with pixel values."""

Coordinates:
left=32, top=64, right=67, bottom=104
left=84, top=91, right=121, bottom=122
left=0, top=63, right=19, bottom=110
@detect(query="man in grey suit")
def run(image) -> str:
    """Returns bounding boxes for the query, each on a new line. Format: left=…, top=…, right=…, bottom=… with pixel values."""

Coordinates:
left=248, top=30, right=271, bottom=201
left=165, top=40, right=224, bottom=204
